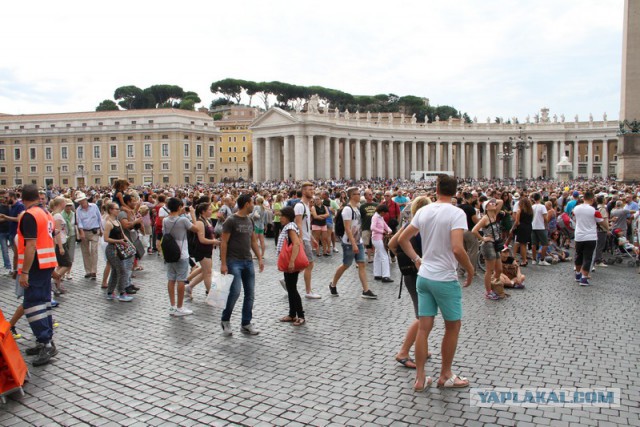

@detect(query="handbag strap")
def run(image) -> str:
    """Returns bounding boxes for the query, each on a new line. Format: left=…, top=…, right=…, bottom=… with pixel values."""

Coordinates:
left=398, top=274, right=403, bottom=299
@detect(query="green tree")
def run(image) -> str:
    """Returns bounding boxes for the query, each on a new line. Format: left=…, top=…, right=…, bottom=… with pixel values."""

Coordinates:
left=95, top=99, right=119, bottom=111
left=114, top=85, right=145, bottom=110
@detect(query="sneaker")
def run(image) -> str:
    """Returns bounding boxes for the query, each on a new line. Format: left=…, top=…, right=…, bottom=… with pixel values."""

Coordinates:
left=51, top=299, right=59, bottom=308
left=279, top=279, right=287, bottom=292
left=32, top=342, right=58, bottom=367
left=169, top=306, right=177, bottom=316
left=105, top=293, right=115, bottom=300
left=531, top=260, right=537, bottom=265
left=579, top=277, right=590, bottom=286
left=240, top=324, right=260, bottom=335
left=305, top=291, right=321, bottom=299
left=538, top=260, right=551, bottom=266
left=595, top=261, right=608, bottom=268
left=221, top=321, right=232, bottom=336
left=116, top=294, right=134, bottom=302
left=329, top=283, right=339, bottom=297
left=575, top=272, right=582, bottom=282
left=485, top=291, right=500, bottom=300
left=11, top=326, right=22, bottom=340
left=333, top=247, right=339, bottom=253
left=185, top=285, right=193, bottom=301
left=26, top=343, right=44, bottom=356
left=361, top=289, right=378, bottom=299
left=174, top=307, right=193, bottom=316
left=65, top=275, right=73, bottom=281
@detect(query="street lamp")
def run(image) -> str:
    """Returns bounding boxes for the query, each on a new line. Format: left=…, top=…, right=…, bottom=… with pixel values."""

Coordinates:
left=193, top=166, right=197, bottom=184
left=507, top=127, right=533, bottom=187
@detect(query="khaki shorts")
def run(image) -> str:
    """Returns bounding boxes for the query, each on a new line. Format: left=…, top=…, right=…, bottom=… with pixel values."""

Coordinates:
left=303, top=240, right=314, bottom=262
left=362, top=230, right=372, bottom=246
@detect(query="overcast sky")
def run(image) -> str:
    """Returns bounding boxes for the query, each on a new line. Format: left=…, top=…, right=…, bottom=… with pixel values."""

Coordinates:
left=0, top=0, right=624, bottom=121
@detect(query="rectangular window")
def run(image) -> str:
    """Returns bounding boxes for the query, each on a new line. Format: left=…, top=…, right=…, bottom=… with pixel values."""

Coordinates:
left=94, top=146, right=101, bottom=159
left=163, top=176, right=169, bottom=183
left=45, top=138, right=51, bottom=143
left=144, top=135, right=151, bottom=140
left=197, top=163, right=202, bottom=170
left=110, top=164, right=117, bottom=171
left=14, top=148, right=21, bottom=161
left=93, top=137, right=99, bottom=142
left=29, top=147, right=36, bottom=160
left=77, top=137, right=83, bottom=142
left=46, top=166, right=52, bottom=173
left=127, top=136, right=133, bottom=140
left=209, top=146, right=215, bottom=157
left=94, top=164, right=101, bottom=172
left=77, top=146, right=84, bottom=159
left=162, top=163, right=169, bottom=170
left=162, top=144, right=169, bottom=157
left=127, top=145, right=134, bottom=158
left=61, top=165, right=68, bottom=172
left=145, top=163, right=153, bottom=170
left=242, top=136, right=246, bottom=142
left=184, top=144, right=189, bottom=157
left=30, top=166, right=37, bottom=173
left=144, top=144, right=151, bottom=157
left=196, top=145, right=202, bottom=157
left=95, top=178, right=101, bottom=185
left=0, top=149, right=5, bottom=161
left=184, top=163, right=190, bottom=170
left=110, top=145, right=117, bottom=158
left=45, top=147, right=52, bottom=160
left=62, top=178, right=68, bottom=185
left=162, top=135, right=169, bottom=139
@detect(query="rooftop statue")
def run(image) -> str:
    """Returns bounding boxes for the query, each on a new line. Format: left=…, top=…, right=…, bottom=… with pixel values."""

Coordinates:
left=308, top=94, right=319, bottom=114
left=366, top=111, right=372, bottom=122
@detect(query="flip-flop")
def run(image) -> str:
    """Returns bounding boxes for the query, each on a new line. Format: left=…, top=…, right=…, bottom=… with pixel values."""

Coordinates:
left=293, top=318, right=306, bottom=326
left=437, top=374, right=469, bottom=388
left=414, top=376, right=433, bottom=392
left=396, top=357, right=417, bottom=369
left=279, top=316, right=297, bottom=322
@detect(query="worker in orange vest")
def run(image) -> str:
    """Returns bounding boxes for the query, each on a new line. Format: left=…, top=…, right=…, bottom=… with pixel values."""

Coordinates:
left=17, top=184, right=60, bottom=366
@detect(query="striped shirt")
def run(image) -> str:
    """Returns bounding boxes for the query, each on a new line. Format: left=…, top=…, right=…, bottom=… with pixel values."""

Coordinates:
left=276, top=222, right=299, bottom=255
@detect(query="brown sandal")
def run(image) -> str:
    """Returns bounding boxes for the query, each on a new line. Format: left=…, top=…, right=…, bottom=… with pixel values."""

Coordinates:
left=279, top=316, right=297, bottom=322
left=293, top=318, right=306, bottom=326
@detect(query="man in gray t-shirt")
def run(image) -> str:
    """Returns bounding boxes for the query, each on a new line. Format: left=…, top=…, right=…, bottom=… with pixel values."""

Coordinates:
left=610, top=202, right=630, bottom=234
left=220, top=194, right=264, bottom=336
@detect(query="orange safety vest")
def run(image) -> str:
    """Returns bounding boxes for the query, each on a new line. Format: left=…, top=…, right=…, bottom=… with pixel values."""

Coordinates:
left=17, top=205, right=58, bottom=274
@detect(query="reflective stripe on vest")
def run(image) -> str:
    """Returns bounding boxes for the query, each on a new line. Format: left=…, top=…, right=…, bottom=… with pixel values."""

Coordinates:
left=17, top=205, right=58, bottom=274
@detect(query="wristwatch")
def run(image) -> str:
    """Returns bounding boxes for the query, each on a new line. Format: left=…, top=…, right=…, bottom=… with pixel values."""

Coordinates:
left=413, top=256, right=421, bottom=263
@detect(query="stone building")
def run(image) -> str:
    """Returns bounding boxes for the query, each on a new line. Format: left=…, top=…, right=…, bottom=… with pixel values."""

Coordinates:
left=211, top=105, right=259, bottom=181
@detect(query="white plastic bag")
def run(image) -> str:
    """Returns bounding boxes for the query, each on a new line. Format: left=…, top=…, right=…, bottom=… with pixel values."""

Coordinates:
left=206, top=271, right=234, bottom=309
left=139, top=234, right=150, bottom=250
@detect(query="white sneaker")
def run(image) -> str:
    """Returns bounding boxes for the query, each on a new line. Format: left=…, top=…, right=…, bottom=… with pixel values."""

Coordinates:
left=221, top=321, right=232, bottom=336
left=531, top=260, right=537, bottom=265
left=173, top=307, right=193, bottom=316
left=279, top=279, right=287, bottom=291
left=169, top=306, right=177, bottom=316
left=305, top=291, right=322, bottom=299
left=333, top=247, right=339, bottom=253
left=241, top=323, right=260, bottom=335
left=538, top=260, right=551, bottom=266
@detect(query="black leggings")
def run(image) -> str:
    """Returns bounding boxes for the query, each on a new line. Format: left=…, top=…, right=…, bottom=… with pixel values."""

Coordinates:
left=273, top=222, right=281, bottom=246
left=575, top=240, right=596, bottom=272
left=284, top=272, right=304, bottom=319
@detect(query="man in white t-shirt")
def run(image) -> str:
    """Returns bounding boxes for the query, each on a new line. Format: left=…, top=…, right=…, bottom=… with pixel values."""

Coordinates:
left=294, top=182, right=320, bottom=299
left=530, top=193, right=550, bottom=265
left=398, top=174, right=474, bottom=392
left=329, top=187, right=377, bottom=299
left=572, top=191, right=603, bottom=286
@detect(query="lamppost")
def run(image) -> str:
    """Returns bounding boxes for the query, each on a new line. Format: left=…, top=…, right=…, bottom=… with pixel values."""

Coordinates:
left=508, top=127, right=532, bottom=188
left=193, top=166, right=197, bottom=184
left=497, top=141, right=514, bottom=183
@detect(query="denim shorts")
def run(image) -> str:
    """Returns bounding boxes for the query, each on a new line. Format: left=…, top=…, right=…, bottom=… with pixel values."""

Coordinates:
left=166, top=258, right=190, bottom=282
left=416, top=276, right=463, bottom=321
left=342, top=243, right=366, bottom=267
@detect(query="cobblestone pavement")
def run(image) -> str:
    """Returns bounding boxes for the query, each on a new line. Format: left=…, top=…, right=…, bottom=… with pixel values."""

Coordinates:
left=1, top=242, right=639, bottom=427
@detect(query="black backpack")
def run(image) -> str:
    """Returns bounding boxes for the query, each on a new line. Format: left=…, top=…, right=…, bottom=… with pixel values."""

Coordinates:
left=395, top=233, right=422, bottom=276
left=161, top=220, right=182, bottom=263
left=186, top=219, right=203, bottom=258
left=334, top=206, right=355, bottom=239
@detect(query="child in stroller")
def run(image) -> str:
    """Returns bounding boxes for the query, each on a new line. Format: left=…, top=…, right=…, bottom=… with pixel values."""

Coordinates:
left=605, top=228, right=640, bottom=267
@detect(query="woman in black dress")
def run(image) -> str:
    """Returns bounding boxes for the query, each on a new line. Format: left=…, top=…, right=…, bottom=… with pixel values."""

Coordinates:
left=514, top=196, right=534, bottom=266
left=185, top=203, right=219, bottom=299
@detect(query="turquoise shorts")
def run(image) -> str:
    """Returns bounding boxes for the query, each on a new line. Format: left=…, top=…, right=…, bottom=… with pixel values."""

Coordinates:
left=416, top=276, right=463, bottom=321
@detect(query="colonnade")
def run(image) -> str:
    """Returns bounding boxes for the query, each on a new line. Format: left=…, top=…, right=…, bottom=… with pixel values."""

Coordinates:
left=253, top=136, right=616, bottom=181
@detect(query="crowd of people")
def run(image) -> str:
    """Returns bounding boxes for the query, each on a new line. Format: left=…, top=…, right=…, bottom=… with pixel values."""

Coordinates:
left=1, top=176, right=639, bottom=391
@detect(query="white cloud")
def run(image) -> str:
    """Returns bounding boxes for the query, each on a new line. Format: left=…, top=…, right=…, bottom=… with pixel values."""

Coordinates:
left=0, top=0, right=624, bottom=120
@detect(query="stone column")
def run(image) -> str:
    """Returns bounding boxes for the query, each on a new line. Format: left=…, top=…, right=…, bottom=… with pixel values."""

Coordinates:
left=307, top=135, right=315, bottom=180
left=294, top=135, right=304, bottom=180
left=550, top=140, right=558, bottom=179
left=447, top=142, right=454, bottom=172
left=377, top=140, right=383, bottom=178
left=587, top=140, right=594, bottom=178
left=572, top=140, right=579, bottom=178
left=251, top=138, right=262, bottom=181
left=387, top=142, right=394, bottom=178
left=283, top=136, right=291, bottom=181
left=471, top=142, right=479, bottom=179
left=344, top=139, right=351, bottom=179
left=459, top=142, right=466, bottom=179
left=365, top=139, right=372, bottom=179
left=531, top=140, right=538, bottom=178
left=602, top=140, right=609, bottom=178
left=435, top=142, right=441, bottom=171
left=484, top=142, right=491, bottom=179
left=411, top=141, right=417, bottom=174
left=524, top=142, right=532, bottom=179
left=497, top=143, right=504, bottom=179
left=264, top=137, right=273, bottom=181
left=510, top=144, right=517, bottom=179
left=423, top=142, right=429, bottom=171
left=354, top=139, right=361, bottom=180
left=323, top=136, right=330, bottom=179
left=399, top=141, right=406, bottom=179
left=332, top=137, right=340, bottom=179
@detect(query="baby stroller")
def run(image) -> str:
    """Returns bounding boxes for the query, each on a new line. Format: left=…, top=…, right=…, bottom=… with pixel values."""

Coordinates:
left=605, top=228, right=640, bottom=267
left=556, top=212, right=575, bottom=249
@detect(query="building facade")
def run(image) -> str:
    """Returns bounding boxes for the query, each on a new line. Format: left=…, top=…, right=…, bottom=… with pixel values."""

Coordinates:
left=250, top=108, right=619, bottom=181
left=0, top=109, right=220, bottom=187
left=212, top=105, right=259, bottom=181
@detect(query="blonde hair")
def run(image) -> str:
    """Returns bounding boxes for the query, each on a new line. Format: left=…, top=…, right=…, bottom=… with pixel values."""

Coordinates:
left=50, top=196, right=67, bottom=211
left=410, top=196, right=431, bottom=216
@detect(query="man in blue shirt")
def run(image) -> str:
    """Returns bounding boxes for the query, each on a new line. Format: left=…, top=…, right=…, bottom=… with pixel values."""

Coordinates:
left=564, top=191, right=580, bottom=215
left=1, top=191, right=26, bottom=274
left=393, top=190, right=410, bottom=212
left=75, top=192, right=103, bottom=279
